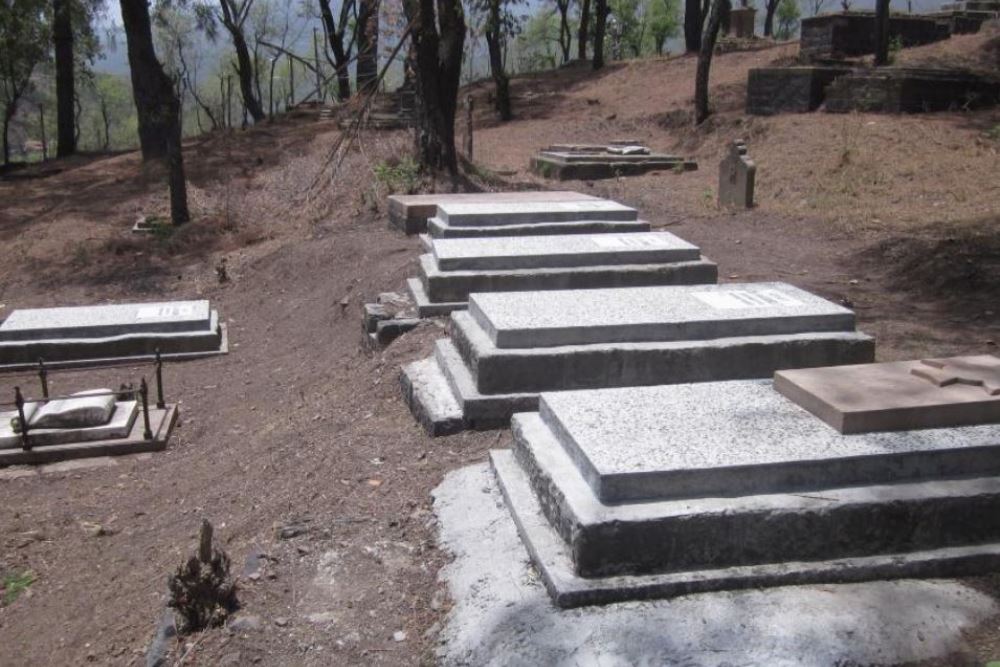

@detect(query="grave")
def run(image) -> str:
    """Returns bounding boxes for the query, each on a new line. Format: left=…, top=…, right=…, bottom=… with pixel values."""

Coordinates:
left=425, top=199, right=651, bottom=239
left=824, top=67, right=1000, bottom=114
left=746, top=66, right=852, bottom=115
left=407, top=231, right=718, bottom=317
left=800, top=12, right=952, bottom=61
left=0, top=383, right=178, bottom=465
left=388, top=191, right=601, bottom=235
left=718, top=140, right=756, bottom=209
left=401, top=282, right=874, bottom=434
left=531, top=146, right=698, bottom=181
left=727, top=6, right=757, bottom=38
left=491, top=355, right=1000, bottom=607
left=0, top=300, right=227, bottom=370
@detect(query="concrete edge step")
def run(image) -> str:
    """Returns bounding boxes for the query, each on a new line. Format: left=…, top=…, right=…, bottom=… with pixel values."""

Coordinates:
left=427, top=218, right=653, bottom=239
left=407, top=278, right=466, bottom=318
left=399, top=357, right=465, bottom=437
left=490, top=447, right=1000, bottom=609
left=433, top=339, right=538, bottom=424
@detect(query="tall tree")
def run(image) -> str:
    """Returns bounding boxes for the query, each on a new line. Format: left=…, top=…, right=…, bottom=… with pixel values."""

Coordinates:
left=0, top=0, right=49, bottom=165
left=554, top=0, right=573, bottom=63
left=317, top=0, right=354, bottom=100
left=53, top=0, right=75, bottom=156
left=403, top=0, right=466, bottom=174
left=775, top=0, right=800, bottom=39
left=592, top=0, right=608, bottom=68
left=215, top=0, right=265, bottom=121
left=873, top=0, right=890, bottom=66
left=693, top=0, right=722, bottom=123
left=762, top=0, right=778, bottom=36
left=577, top=0, right=590, bottom=59
left=683, top=0, right=700, bottom=51
left=485, top=0, right=509, bottom=119
left=356, top=0, right=379, bottom=93
left=120, top=0, right=190, bottom=223
left=649, top=0, right=680, bottom=54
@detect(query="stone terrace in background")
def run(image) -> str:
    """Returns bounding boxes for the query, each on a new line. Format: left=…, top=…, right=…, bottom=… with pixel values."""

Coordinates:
left=0, top=300, right=227, bottom=370
left=492, top=358, right=1000, bottom=607
left=408, top=232, right=718, bottom=317
left=401, top=282, right=874, bottom=435
left=388, top=191, right=601, bottom=235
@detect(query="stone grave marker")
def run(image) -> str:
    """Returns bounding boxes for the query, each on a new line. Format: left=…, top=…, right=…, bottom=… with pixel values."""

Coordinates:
left=718, top=140, right=756, bottom=209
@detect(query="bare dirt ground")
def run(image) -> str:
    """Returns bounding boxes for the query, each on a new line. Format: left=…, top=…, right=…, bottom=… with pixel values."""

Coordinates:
left=2, top=28, right=1000, bottom=666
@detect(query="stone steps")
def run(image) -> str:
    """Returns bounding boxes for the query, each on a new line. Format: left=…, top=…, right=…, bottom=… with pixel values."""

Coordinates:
left=427, top=217, right=652, bottom=239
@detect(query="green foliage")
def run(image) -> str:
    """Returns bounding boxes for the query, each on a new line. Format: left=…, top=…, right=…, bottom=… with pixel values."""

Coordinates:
left=648, top=0, right=681, bottom=55
left=374, top=156, right=421, bottom=194
left=776, top=0, right=801, bottom=40
left=2, top=570, right=37, bottom=606
left=987, top=124, right=1000, bottom=141
left=0, top=0, right=51, bottom=158
left=514, top=10, right=563, bottom=72
left=887, top=35, right=903, bottom=64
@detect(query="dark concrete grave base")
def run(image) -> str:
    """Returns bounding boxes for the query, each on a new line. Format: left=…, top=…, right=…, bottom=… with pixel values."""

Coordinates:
left=531, top=154, right=698, bottom=181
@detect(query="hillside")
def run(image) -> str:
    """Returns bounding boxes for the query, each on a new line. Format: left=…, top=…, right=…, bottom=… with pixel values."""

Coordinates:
left=1, top=27, right=1000, bottom=665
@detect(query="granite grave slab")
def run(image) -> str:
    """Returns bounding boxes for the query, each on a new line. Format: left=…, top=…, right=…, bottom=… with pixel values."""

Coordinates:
left=437, top=200, right=639, bottom=228
left=0, top=300, right=227, bottom=369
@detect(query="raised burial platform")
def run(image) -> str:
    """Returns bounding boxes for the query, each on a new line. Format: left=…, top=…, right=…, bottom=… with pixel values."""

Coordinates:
left=425, top=199, right=652, bottom=239
left=492, top=370, right=1000, bottom=607
left=408, top=232, right=718, bottom=317
left=531, top=150, right=698, bottom=181
left=0, top=300, right=227, bottom=370
left=388, top=191, right=600, bottom=235
left=401, top=282, right=874, bottom=434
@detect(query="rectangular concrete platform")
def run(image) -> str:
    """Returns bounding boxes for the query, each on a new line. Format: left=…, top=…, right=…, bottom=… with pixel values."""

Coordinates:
left=0, top=400, right=138, bottom=449
left=467, top=282, right=858, bottom=349
left=388, top=191, right=599, bottom=235
left=0, top=301, right=227, bottom=370
left=432, top=232, right=701, bottom=271
left=437, top=201, right=638, bottom=228
left=538, top=382, right=1000, bottom=503
left=427, top=217, right=652, bottom=239
left=490, top=448, right=1000, bottom=608
left=0, top=405, right=178, bottom=465
left=532, top=153, right=698, bottom=181
left=419, top=254, right=719, bottom=305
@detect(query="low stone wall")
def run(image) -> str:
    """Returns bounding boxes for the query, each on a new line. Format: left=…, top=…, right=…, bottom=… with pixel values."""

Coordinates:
left=825, top=68, right=1000, bottom=113
left=800, top=12, right=952, bottom=60
left=746, top=67, right=852, bottom=115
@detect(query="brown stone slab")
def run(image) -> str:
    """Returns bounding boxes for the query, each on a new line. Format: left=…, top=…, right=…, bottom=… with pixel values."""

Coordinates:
left=774, top=355, right=1000, bottom=434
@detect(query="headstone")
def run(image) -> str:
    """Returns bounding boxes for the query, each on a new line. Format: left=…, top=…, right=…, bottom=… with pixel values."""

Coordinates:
left=30, top=389, right=116, bottom=429
left=728, top=6, right=757, bottom=37
left=774, top=355, right=1000, bottom=434
left=718, top=140, right=756, bottom=209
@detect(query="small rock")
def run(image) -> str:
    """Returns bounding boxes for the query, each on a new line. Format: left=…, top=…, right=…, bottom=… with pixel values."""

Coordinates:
left=80, top=521, right=111, bottom=537
left=229, top=615, right=263, bottom=633
left=296, top=546, right=311, bottom=556
left=277, top=523, right=309, bottom=540
left=274, top=617, right=290, bottom=627
left=392, top=630, right=407, bottom=642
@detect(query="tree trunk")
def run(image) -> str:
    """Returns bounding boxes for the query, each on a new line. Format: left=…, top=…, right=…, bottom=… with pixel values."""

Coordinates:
left=219, top=0, right=265, bottom=122
left=3, top=104, right=14, bottom=165
left=53, top=0, right=76, bottom=157
left=317, top=0, right=353, bottom=100
left=694, top=0, right=723, bottom=124
left=557, top=0, right=572, bottom=64
left=485, top=0, right=511, bottom=121
left=874, top=0, right=890, bottom=66
left=39, top=104, right=47, bottom=159
left=593, top=0, right=609, bottom=69
left=763, top=0, right=778, bottom=36
left=684, top=0, right=702, bottom=51
left=120, top=0, right=190, bottom=223
left=357, top=0, right=380, bottom=94
left=578, top=0, right=591, bottom=59
left=404, top=0, right=466, bottom=175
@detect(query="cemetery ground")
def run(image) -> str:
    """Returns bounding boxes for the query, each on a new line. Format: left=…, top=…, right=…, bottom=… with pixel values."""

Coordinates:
left=1, top=28, right=1000, bottom=666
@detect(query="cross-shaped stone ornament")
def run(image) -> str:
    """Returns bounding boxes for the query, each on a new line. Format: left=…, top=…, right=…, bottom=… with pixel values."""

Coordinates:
left=911, top=357, right=1000, bottom=396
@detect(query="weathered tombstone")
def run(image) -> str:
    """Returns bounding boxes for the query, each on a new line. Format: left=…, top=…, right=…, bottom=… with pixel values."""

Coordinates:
left=718, top=140, right=756, bottom=209
left=728, top=6, right=757, bottom=37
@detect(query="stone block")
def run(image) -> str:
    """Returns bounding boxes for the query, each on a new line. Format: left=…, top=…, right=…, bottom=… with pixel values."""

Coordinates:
left=431, top=232, right=701, bottom=271
left=427, top=217, right=651, bottom=239
left=746, top=67, right=851, bottom=116
left=531, top=153, right=698, bottom=181
left=29, top=389, right=116, bottom=429
left=437, top=200, right=638, bottom=228
left=467, top=282, right=857, bottom=349
left=718, top=140, right=756, bottom=208
left=774, top=355, right=1000, bottom=433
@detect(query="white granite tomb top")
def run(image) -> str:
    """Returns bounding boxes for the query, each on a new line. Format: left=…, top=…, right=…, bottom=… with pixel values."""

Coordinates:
left=539, top=381, right=1000, bottom=503
left=469, top=282, right=856, bottom=348
left=0, top=400, right=138, bottom=450
left=437, top=200, right=638, bottom=227
left=0, top=300, right=212, bottom=341
left=431, top=232, right=701, bottom=271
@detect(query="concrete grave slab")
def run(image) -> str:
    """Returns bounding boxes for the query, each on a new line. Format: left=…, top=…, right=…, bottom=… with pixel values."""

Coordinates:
left=434, top=462, right=998, bottom=663
left=468, top=282, right=856, bottom=349
left=775, top=355, right=1000, bottom=433
left=427, top=217, right=651, bottom=239
left=29, top=389, right=116, bottom=429
left=387, top=191, right=599, bottom=234
left=531, top=151, right=698, bottom=181
left=538, top=381, right=1000, bottom=503
left=1, top=401, right=137, bottom=450
left=0, top=300, right=227, bottom=369
left=437, top=200, right=638, bottom=228
left=431, top=232, right=701, bottom=271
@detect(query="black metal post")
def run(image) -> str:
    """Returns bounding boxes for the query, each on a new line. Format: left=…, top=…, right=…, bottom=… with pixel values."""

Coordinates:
left=14, top=386, right=30, bottom=451
left=38, top=358, right=49, bottom=398
left=155, top=348, right=165, bottom=409
left=140, top=378, right=153, bottom=440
